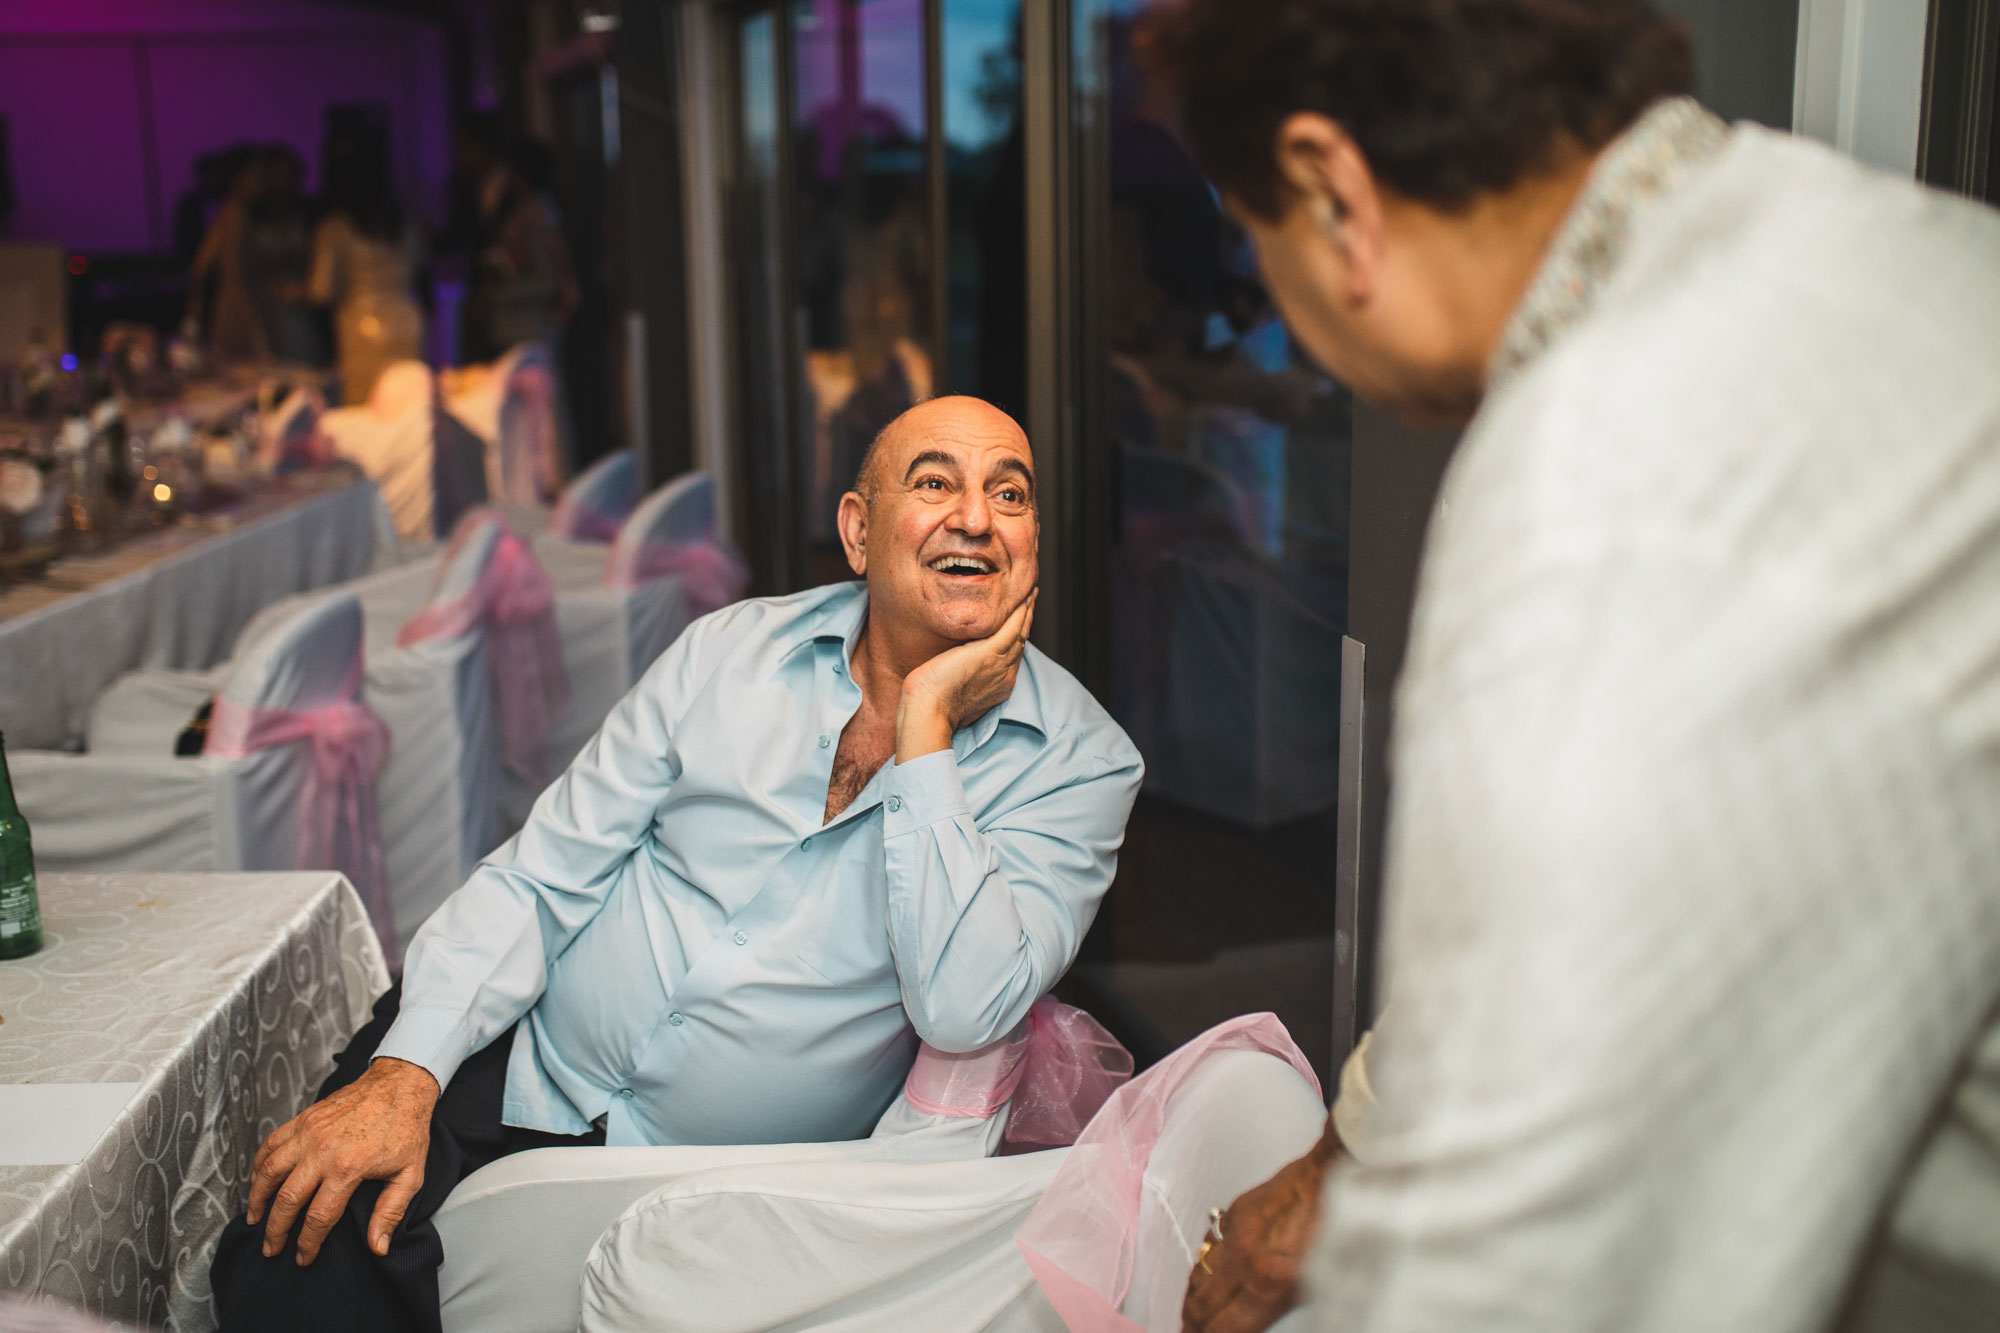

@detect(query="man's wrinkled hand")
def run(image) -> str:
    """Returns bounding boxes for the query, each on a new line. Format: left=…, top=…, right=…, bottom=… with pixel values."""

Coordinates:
left=896, top=590, right=1036, bottom=761
left=1181, top=1145, right=1332, bottom=1333
left=246, top=1056, right=439, bottom=1266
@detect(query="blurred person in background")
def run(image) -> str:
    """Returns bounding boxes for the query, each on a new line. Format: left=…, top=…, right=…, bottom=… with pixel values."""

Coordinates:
left=175, top=150, right=233, bottom=268
left=1149, top=2, right=2000, bottom=1333
left=476, top=138, right=577, bottom=355
left=243, top=144, right=328, bottom=366
left=188, top=146, right=271, bottom=361
left=446, top=110, right=512, bottom=361
left=303, top=134, right=425, bottom=406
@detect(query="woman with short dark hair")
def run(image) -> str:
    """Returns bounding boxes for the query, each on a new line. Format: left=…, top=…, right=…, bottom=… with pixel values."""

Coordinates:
left=1154, top=4, right=2000, bottom=1333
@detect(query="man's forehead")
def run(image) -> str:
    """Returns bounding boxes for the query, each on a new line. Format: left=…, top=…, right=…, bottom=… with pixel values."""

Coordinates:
left=888, top=406, right=1034, bottom=477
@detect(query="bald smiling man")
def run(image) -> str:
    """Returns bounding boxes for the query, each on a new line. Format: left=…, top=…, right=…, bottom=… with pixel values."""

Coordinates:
left=210, top=397, right=1144, bottom=1333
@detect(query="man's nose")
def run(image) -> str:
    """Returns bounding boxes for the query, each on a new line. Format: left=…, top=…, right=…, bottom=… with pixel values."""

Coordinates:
left=947, top=488, right=993, bottom=537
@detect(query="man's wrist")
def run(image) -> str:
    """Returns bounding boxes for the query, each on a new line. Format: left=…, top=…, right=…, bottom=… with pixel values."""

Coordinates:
left=367, top=1055, right=442, bottom=1101
left=895, top=692, right=955, bottom=762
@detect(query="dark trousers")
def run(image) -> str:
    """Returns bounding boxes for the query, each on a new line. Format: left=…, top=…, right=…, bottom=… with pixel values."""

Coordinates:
left=210, top=989, right=603, bottom=1332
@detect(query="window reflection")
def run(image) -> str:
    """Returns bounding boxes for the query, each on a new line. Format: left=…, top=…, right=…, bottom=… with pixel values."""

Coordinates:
left=943, top=0, right=1024, bottom=415
left=1086, top=0, right=1351, bottom=1085
left=792, top=0, right=932, bottom=581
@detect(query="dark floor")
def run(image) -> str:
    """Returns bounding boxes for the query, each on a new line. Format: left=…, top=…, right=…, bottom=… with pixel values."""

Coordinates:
left=1063, top=793, right=1338, bottom=1092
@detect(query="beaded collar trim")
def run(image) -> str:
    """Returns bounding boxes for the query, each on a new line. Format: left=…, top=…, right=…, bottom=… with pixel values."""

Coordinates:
left=1488, top=96, right=1733, bottom=390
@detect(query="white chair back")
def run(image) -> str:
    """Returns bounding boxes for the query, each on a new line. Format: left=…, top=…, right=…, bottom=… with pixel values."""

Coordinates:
left=614, top=471, right=715, bottom=558
left=550, top=450, right=638, bottom=542
left=496, top=342, right=559, bottom=507
left=370, top=360, right=435, bottom=417
left=219, top=592, right=367, bottom=712
left=431, top=511, right=507, bottom=609
left=258, top=386, right=328, bottom=471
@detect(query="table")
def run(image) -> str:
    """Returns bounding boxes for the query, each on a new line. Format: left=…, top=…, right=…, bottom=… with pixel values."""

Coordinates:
left=0, top=873, right=390, bottom=1330
left=0, top=473, right=389, bottom=749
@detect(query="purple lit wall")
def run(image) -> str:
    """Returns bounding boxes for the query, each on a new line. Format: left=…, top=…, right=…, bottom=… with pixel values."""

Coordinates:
left=0, top=0, right=451, bottom=255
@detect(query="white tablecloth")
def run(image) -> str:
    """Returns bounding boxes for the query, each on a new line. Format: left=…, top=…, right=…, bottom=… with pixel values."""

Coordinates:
left=0, top=873, right=390, bottom=1330
left=0, top=475, right=389, bottom=749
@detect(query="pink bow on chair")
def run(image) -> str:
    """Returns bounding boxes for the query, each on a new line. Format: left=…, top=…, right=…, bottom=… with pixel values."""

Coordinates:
left=206, top=666, right=398, bottom=965
left=606, top=537, right=750, bottom=620
left=1014, top=1013, right=1322, bottom=1333
left=399, top=518, right=572, bottom=784
left=550, top=494, right=626, bottom=544
left=904, top=999, right=1135, bottom=1154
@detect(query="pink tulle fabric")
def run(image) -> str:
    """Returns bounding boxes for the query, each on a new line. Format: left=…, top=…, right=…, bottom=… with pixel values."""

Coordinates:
left=206, top=664, right=398, bottom=965
left=1015, top=1013, right=1322, bottom=1333
left=502, top=362, right=562, bottom=502
left=550, top=496, right=626, bottom=545
left=903, top=999, right=1134, bottom=1154
left=398, top=516, right=572, bottom=782
left=606, top=537, right=750, bottom=619
left=256, top=394, right=333, bottom=470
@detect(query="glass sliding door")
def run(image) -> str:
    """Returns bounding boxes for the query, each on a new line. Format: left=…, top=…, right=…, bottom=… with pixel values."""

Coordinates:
left=791, top=0, right=933, bottom=585
left=724, top=0, right=1026, bottom=594
left=940, top=0, right=1026, bottom=416
left=718, top=0, right=1350, bottom=1082
left=1065, top=0, right=1352, bottom=1087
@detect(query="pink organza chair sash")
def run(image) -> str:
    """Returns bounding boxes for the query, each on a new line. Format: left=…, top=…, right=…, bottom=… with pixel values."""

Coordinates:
left=904, top=999, right=1134, bottom=1155
left=1015, top=1013, right=1322, bottom=1333
left=606, top=537, right=750, bottom=620
left=550, top=495, right=626, bottom=545
left=205, top=664, right=397, bottom=964
left=503, top=361, right=562, bottom=502
left=398, top=517, right=572, bottom=783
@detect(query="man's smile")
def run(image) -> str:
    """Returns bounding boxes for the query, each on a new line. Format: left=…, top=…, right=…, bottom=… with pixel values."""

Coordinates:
left=927, top=554, right=998, bottom=578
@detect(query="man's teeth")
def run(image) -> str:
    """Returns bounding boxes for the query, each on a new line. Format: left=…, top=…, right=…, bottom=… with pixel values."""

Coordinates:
left=929, top=556, right=995, bottom=574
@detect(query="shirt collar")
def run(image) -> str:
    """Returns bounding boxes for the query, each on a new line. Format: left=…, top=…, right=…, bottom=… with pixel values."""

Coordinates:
left=1488, top=97, right=1732, bottom=391
left=783, top=581, right=1049, bottom=742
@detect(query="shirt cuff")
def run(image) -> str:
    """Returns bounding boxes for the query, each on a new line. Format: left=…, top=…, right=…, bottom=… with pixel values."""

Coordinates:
left=884, top=749, right=972, bottom=837
left=371, top=1005, right=478, bottom=1094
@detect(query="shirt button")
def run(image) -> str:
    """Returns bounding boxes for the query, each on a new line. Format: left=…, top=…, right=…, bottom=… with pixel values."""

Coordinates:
left=668, top=1012, right=686, bottom=1027
left=618, top=1088, right=635, bottom=1100
left=733, top=931, right=749, bottom=946
left=801, top=836, right=813, bottom=850
left=887, top=795, right=902, bottom=813
left=817, top=734, right=830, bottom=749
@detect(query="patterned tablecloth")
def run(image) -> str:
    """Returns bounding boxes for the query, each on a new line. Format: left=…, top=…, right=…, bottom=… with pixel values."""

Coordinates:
left=0, top=873, right=390, bottom=1330
left=0, top=472, right=391, bottom=750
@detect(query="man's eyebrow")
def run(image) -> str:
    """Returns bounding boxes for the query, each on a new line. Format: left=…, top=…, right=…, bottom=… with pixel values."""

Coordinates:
left=901, top=449, right=960, bottom=482
left=987, top=456, right=1034, bottom=489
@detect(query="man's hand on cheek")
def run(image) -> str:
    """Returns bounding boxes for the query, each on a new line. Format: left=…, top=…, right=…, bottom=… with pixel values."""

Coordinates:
left=896, top=589, right=1037, bottom=762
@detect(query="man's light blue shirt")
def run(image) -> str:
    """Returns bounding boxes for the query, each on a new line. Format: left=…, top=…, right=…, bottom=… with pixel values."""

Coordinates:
left=376, top=581, right=1144, bottom=1147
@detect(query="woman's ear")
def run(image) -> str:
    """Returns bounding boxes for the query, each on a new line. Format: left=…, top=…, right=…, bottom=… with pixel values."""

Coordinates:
left=835, top=490, right=870, bottom=576
left=1276, top=111, right=1385, bottom=306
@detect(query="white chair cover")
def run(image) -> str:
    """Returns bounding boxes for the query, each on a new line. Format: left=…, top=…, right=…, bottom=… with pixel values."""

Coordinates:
left=443, top=343, right=561, bottom=510
left=431, top=1047, right=1323, bottom=1333
left=323, top=361, right=490, bottom=544
left=549, top=450, right=638, bottom=544
left=503, top=473, right=736, bottom=833
left=255, top=385, right=330, bottom=472
left=11, top=593, right=370, bottom=882
left=349, top=514, right=508, bottom=958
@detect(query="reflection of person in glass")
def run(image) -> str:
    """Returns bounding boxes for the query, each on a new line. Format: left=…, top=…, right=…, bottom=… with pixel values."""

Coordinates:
left=1155, top=3, right=2000, bottom=1333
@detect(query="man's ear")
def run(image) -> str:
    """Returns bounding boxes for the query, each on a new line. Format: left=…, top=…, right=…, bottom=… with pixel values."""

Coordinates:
left=1275, top=111, right=1385, bottom=306
left=835, top=490, right=869, bottom=576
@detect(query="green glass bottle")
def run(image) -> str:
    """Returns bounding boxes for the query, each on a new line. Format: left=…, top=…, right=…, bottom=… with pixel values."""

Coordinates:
left=0, top=732, right=43, bottom=960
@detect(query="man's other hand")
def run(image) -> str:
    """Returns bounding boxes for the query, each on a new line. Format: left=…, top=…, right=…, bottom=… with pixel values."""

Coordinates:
left=896, top=589, right=1036, bottom=761
left=1181, top=1131, right=1337, bottom=1333
left=246, top=1056, right=440, bottom=1265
